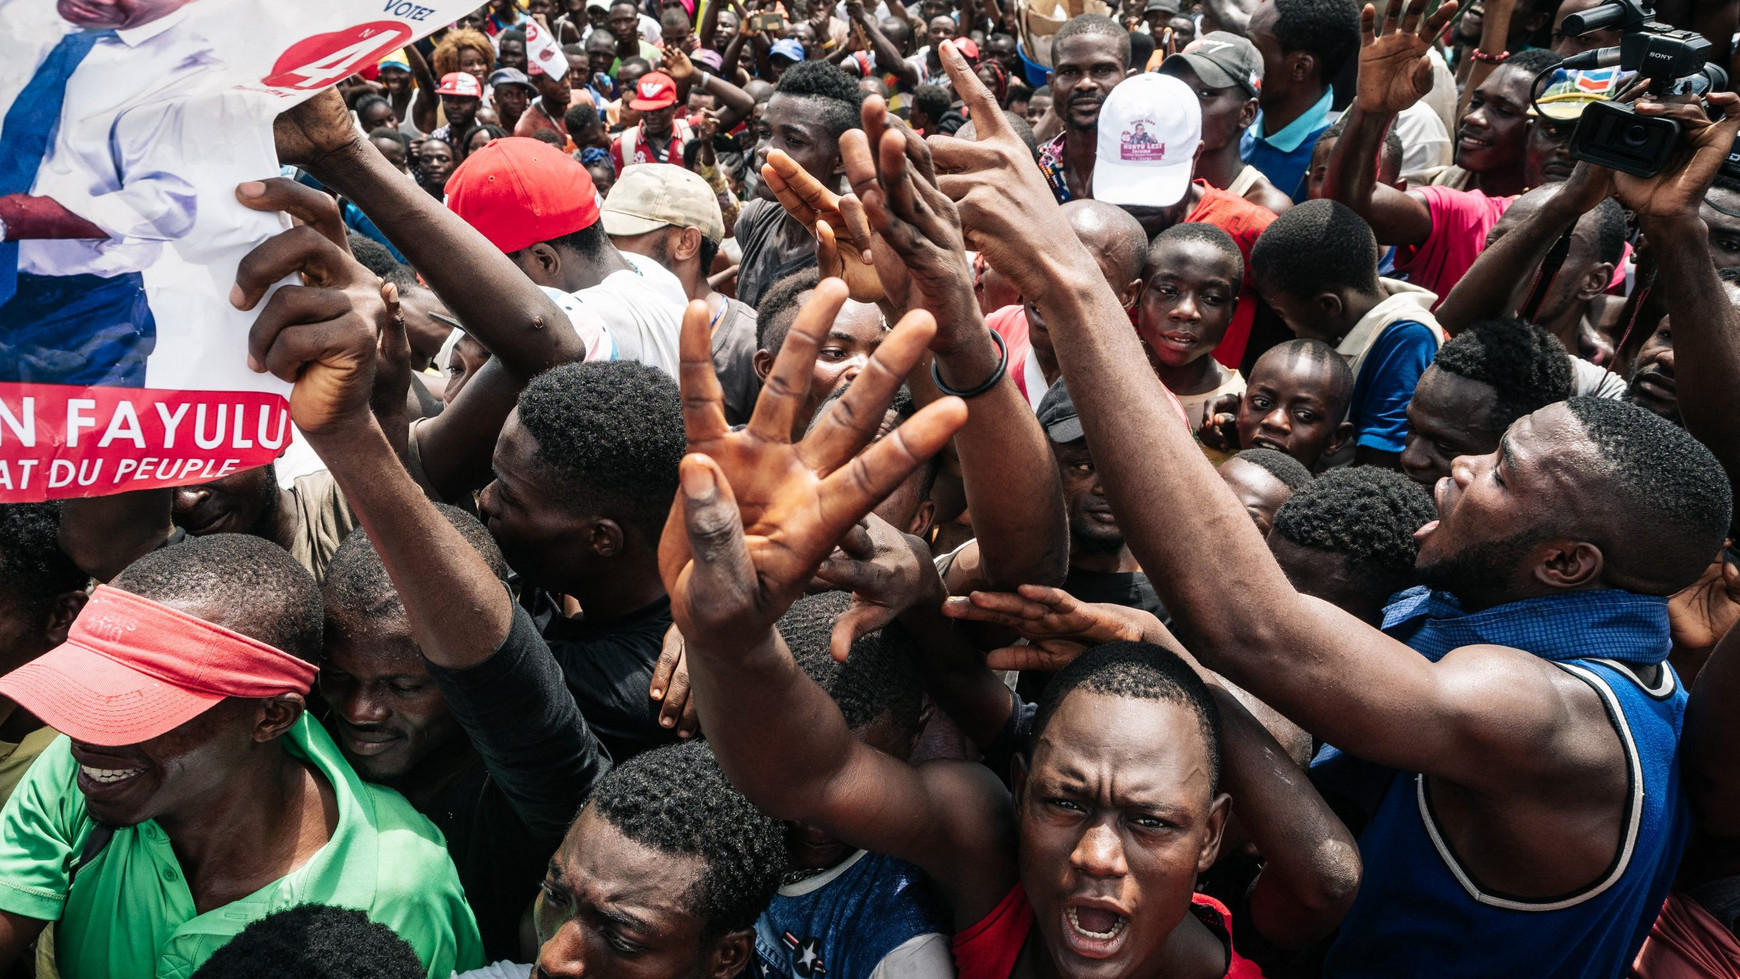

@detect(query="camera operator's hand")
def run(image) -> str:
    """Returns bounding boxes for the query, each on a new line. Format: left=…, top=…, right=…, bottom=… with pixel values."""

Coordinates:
left=1610, top=92, right=1740, bottom=224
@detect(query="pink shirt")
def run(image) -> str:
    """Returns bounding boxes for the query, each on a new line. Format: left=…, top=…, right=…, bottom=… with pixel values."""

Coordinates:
left=1394, top=185, right=1514, bottom=307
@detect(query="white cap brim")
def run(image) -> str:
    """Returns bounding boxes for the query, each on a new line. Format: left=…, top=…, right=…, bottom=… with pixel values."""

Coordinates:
left=1092, top=157, right=1194, bottom=209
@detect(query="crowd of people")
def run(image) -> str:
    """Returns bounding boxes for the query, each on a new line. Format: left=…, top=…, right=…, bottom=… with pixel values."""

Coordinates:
left=6, top=0, right=1740, bottom=974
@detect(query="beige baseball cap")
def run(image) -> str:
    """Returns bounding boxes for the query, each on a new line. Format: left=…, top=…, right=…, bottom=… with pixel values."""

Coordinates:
left=599, top=163, right=725, bottom=243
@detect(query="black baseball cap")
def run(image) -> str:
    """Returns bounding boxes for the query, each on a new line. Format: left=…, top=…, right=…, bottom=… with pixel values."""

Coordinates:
left=1036, top=380, right=1084, bottom=444
left=1161, top=32, right=1264, bottom=99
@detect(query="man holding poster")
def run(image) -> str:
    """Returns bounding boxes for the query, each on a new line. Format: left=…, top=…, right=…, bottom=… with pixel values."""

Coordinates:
left=0, top=0, right=212, bottom=388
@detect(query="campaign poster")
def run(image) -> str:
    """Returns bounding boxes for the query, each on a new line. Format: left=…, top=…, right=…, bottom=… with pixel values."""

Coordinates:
left=0, top=0, right=475, bottom=501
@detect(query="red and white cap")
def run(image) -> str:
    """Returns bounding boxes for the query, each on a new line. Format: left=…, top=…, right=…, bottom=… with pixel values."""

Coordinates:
left=629, top=72, right=678, bottom=110
left=436, top=71, right=484, bottom=97
left=1091, top=72, right=1201, bottom=209
left=446, top=137, right=601, bottom=253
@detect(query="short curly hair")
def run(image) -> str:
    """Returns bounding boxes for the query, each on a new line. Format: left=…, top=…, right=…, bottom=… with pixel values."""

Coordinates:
left=756, top=266, right=821, bottom=353
left=1271, top=0, right=1361, bottom=83
left=1052, top=14, right=1131, bottom=70
left=778, top=592, right=925, bottom=734
left=191, top=905, right=424, bottom=979
left=1563, top=397, right=1732, bottom=593
left=433, top=28, right=496, bottom=79
left=0, top=503, right=86, bottom=617
left=1432, top=319, right=1574, bottom=432
left=1028, top=642, right=1222, bottom=793
left=1272, top=465, right=1436, bottom=584
left=590, top=741, right=785, bottom=942
left=1151, top=221, right=1244, bottom=284
left=516, top=361, right=686, bottom=544
left=1231, top=448, right=1314, bottom=490
left=113, top=534, right=322, bottom=664
left=1251, top=199, right=1379, bottom=299
left=323, top=505, right=507, bottom=620
left=773, top=60, right=865, bottom=141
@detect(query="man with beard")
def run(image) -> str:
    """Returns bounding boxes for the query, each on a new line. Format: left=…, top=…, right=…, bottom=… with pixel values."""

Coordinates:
left=935, top=38, right=1735, bottom=975
left=1034, top=14, right=1128, bottom=203
left=0, top=535, right=483, bottom=977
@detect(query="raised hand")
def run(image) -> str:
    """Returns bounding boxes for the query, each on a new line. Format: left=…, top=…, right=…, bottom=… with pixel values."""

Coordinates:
left=648, top=624, right=702, bottom=738
left=664, top=45, right=697, bottom=83
left=659, top=281, right=969, bottom=648
left=1610, top=92, right=1740, bottom=223
left=940, top=584, right=1158, bottom=670
left=232, top=179, right=394, bottom=439
left=841, top=96, right=981, bottom=347
left=811, top=512, right=945, bottom=661
left=1355, top=0, right=1460, bottom=115
left=762, top=151, right=887, bottom=302
left=928, top=40, right=1083, bottom=300
left=274, top=88, right=370, bottom=172
left=1669, top=550, right=1740, bottom=656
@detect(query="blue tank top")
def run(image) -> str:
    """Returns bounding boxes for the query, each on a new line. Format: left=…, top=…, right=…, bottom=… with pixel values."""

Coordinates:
left=1322, top=588, right=1691, bottom=979
left=753, top=849, right=949, bottom=979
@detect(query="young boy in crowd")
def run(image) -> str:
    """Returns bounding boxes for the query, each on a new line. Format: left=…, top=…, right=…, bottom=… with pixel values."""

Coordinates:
left=1206, top=339, right=1354, bottom=470
left=1138, top=223, right=1247, bottom=459
left=1250, top=200, right=1444, bottom=467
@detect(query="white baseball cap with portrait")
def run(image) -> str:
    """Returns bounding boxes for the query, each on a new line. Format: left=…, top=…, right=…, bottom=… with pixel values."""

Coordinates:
left=1091, top=72, right=1202, bottom=208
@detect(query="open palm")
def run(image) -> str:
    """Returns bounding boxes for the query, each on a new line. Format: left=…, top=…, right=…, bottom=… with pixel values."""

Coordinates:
left=764, top=152, right=890, bottom=303
left=1355, top=0, right=1459, bottom=115
left=659, top=281, right=968, bottom=643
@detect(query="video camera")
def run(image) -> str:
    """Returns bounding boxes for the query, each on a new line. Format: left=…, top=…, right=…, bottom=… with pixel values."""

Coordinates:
left=1549, top=0, right=1727, bottom=176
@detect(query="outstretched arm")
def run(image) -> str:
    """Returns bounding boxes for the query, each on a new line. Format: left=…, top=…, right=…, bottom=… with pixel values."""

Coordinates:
left=931, top=39, right=1612, bottom=795
left=1322, top=0, right=1454, bottom=246
left=236, top=199, right=610, bottom=826
left=1435, top=168, right=1609, bottom=336
left=665, top=283, right=1020, bottom=925
left=407, top=44, right=442, bottom=135
left=269, top=90, right=582, bottom=502
left=767, top=101, right=1070, bottom=592
left=1627, top=94, right=1740, bottom=521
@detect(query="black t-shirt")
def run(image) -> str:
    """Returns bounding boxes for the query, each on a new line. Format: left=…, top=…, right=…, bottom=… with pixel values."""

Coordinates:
left=523, top=588, right=682, bottom=763
left=735, top=198, right=819, bottom=309
left=419, top=602, right=611, bottom=960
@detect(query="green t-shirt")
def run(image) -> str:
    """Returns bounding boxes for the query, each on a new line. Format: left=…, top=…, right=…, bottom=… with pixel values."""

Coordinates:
left=0, top=717, right=484, bottom=979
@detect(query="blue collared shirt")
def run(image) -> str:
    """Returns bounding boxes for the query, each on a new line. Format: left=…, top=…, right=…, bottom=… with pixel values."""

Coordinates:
left=1380, top=585, right=1673, bottom=665
left=1240, top=88, right=1334, bottom=202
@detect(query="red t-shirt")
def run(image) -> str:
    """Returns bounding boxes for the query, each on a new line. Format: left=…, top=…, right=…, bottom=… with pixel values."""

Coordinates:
left=952, top=883, right=1263, bottom=979
left=610, top=124, right=686, bottom=171
left=1185, top=180, right=1277, bottom=370
left=1392, top=185, right=1515, bottom=307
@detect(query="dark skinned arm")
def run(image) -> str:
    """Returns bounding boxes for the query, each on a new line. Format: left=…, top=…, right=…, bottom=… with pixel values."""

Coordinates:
left=1323, top=0, right=1458, bottom=247
left=766, top=101, right=1070, bottom=592
left=1682, top=562, right=1740, bottom=840
left=0, top=914, right=46, bottom=974
left=698, top=0, right=725, bottom=50
left=933, top=39, right=1616, bottom=794
left=697, top=69, right=756, bottom=131
left=1435, top=173, right=1605, bottom=336
left=235, top=196, right=611, bottom=831
left=406, top=44, right=441, bottom=135
left=662, top=280, right=1018, bottom=927
left=851, top=2, right=919, bottom=86
left=1636, top=147, right=1740, bottom=521
left=269, top=90, right=580, bottom=502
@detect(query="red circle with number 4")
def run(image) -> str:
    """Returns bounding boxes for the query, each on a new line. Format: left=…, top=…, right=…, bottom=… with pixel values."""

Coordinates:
left=264, top=21, right=414, bottom=91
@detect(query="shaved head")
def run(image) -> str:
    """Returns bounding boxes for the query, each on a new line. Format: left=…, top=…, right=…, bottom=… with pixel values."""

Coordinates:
left=1063, top=199, right=1150, bottom=294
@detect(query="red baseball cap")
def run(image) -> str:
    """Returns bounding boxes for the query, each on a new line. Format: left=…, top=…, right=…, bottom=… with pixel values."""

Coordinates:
left=445, top=137, right=601, bottom=253
left=0, top=586, right=317, bottom=747
left=436, top=71, right=484, bottom=97
left=629, top=71, right=678, bottom=110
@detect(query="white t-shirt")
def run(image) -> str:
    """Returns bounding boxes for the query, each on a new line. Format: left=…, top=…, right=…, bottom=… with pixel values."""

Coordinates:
left=568, top=251, right=688, bottom=377
left=1570, top=354, right=1628, bottom=399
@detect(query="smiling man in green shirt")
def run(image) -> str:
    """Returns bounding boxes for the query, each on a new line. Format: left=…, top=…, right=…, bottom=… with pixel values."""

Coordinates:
left=0, top=535, right=483, bottom=979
